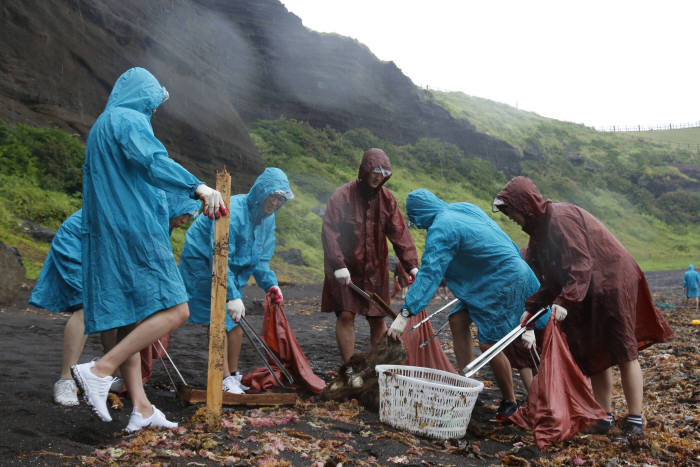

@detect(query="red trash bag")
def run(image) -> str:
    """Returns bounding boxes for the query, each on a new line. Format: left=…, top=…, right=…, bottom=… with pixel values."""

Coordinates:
left=401, top=310, right=456, bottom=374
left=509, top=318, right=606, bottom=450
left=242, top=293, right=326, bottom=394
left=140, top=333, right=170, bottom=384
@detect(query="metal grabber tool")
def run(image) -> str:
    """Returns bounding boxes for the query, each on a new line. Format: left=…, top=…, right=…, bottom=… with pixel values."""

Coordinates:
left=462, top=307, right=547, bottom=378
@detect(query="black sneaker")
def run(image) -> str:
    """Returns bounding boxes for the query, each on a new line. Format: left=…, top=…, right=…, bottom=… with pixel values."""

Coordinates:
left=616, top=421, right=645, bottom=440
left=495, top=400, right=519, bottom=421
left=585, top=419, right=613, bottom=435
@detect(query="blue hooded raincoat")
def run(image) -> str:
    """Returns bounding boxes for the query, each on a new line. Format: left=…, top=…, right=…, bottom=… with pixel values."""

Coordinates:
left=180, top=168, right=293, bottom=331
left=30, top=194, right=200, bottom=315
left=29, top=210, right=83, bottom=313
left=684, top=265, right=700, bottom=298
left=82, top=67, right=202, bottom=334
left=402, top=189, right=545, bottom=344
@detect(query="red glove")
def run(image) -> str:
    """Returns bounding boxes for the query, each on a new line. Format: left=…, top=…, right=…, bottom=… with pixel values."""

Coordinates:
left=268, top=285, right=283, bottom=304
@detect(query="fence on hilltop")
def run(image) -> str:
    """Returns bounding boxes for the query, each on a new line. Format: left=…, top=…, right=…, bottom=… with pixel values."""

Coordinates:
left=597, top=121, right=700, bottom=132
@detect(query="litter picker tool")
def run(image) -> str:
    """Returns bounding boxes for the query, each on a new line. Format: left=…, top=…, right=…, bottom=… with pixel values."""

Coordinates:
left=409, top=298, right=459, bottom=333
left=239, top=319, right=285, bottom=387
left=463, top=307, right=547, bottom=378
left=240, top=316, right=295, bottom=384
left=418, top=320, right=451, bottom=348
left=348, top=281, right=397, bottom=319
left=153, top=337, right=188, bottom=390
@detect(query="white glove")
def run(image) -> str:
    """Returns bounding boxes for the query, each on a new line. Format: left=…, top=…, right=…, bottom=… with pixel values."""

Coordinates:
left=268, top=285, right=283, bottom=304
left=388, top=313, right=409, bottom=339
left=195, top=184, right=226, bottom=219
left=552, top=304, right=568, bottom=321
left=521, top=329, right=536, bottom=349
left=226, top=299, right=245, bottom=322
left=334, top=267, right=351, bottom=285
left=409, top=268, right=419, bottom=281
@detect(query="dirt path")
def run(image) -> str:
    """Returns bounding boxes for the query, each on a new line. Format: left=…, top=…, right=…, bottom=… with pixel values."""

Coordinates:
left=0, top=270, right=697, bottom=465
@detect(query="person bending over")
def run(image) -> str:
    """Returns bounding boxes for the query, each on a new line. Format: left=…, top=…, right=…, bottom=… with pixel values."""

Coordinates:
left=180, top=168, right=293, bottom=394
left=387, top=188, right=547, bottom=420
left=493, top=176, right=673, bottom=437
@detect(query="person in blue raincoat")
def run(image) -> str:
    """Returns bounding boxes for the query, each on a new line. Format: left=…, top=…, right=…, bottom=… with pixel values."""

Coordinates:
left=180, top=168, right=293, bottom=394
left=71, top=67, right=226, bottom=432
left=387, top=189, right=547, bottom=420
left=684, top=264, right=700, bottom=311
left=31, top=194, right=200, bottom=408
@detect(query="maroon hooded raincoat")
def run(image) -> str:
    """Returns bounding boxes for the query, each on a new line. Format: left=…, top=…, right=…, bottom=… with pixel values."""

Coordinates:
left=495, top=177, right=673, bottom=375
left=321, top=148, right=418, bottom=316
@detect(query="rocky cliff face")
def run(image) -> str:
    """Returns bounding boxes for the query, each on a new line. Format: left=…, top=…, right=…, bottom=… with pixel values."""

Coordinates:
left=0, top=0, right=524, bottom=189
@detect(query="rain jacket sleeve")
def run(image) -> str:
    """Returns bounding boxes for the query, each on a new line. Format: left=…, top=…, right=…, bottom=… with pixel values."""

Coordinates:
left=49, top=212, right=83, bottom=291
left=226, top=222, right=243, bottom=302
left=116, top=115, right=200, bottom=196
left=386, top=200, right=419, bottom=273
left=321, top=194, right=347, bottom=271
left=252, top=219, right=278, bottom=292
left=403, top=221, right=458, bottom=315
left=527, top=212, right=593, bottom=311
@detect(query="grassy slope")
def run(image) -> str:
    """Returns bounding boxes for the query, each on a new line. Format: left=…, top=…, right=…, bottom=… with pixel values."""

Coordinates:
left=3, top=97, right=699, bottom=284
left=431, top=91, right=700, bottom=271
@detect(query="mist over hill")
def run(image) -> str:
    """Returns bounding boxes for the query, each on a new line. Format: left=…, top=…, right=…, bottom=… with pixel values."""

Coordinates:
left=1, top=0, right=524, bottom=190
left=1, top=0, right=698, bottom=280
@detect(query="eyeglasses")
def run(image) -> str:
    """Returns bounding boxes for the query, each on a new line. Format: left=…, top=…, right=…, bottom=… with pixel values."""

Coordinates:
left=372, top=167, right=391, bottom=177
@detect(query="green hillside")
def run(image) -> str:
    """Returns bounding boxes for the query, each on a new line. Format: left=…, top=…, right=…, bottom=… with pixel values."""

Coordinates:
left=2, top=95, right=698, bottom=285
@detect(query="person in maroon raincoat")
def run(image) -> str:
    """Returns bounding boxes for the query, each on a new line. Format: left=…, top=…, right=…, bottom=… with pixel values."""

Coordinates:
left=493, top=176, right=674, bottom=437
left=321, top=148, right=419, bottom=379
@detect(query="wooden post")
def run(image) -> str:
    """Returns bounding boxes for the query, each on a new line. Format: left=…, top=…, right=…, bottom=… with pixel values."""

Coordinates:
left=205, top=170, right=231, bottom=431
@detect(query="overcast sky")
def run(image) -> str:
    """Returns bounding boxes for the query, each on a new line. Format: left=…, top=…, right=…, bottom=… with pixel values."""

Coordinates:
left=281, top=0, right=700, bottom=130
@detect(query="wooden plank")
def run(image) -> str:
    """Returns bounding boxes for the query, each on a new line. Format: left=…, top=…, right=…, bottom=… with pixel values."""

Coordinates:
left=205, top=170, right=231, bottom=431
left=179, top=385, right=297, bottom=406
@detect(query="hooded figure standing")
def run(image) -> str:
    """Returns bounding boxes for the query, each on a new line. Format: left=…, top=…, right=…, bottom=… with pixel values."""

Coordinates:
left=683, top=265, right=699, bottom=311
left=71, top=67, right=226, bottom=432
left=321, top=148, right=418, bottom=375
left=180, top=168, right=293, bottom=395
left=493, top=176, right=673, bottom=437
left=387, top=189, right=544, bottom=420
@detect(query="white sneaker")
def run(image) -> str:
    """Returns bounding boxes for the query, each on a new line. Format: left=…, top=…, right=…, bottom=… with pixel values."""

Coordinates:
left=233, top=371, right=250, bottom=391
left=223, top=375, right=245, bottom=394
left=53, top=379, right=79, bottom=406
left=125, top=406, right=177, bottom=433
left=71, top=361, right=114, bottom=422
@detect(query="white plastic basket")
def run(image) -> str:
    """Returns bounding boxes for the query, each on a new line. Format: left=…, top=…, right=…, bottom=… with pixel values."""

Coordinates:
left=376, top=364, right=484, bottom=440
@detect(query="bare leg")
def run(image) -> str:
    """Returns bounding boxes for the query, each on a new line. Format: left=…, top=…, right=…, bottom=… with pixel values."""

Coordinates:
left=481, top=344, right=516, bottom=402
left=60, top=309, right=88, bottom=380
left=519, top=368, right=534, bottom=392
left=90, top=303, right=189, bottom=378
left=336, top=311, right=356, bottom=363
left=120, top=351, right=151, bottom=416
left=367, top=316, right=387, bottom=346
left=100, top=329, right=121, bottom=378
left=225, top=326, right=243, bottom=375
left=590, top=367, right=614, bottom=413
left=619, top=359, right=643, bottom=415
left=449, top=311, right=473, bottom=372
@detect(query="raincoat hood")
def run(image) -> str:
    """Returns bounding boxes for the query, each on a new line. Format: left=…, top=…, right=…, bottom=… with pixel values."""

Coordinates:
left=358, top=148, right=392, bottom=189
left=105, top=67, right=169, bottom=116
left=406, top=189, right=449, bottom=229
left=246, top=168, right=293, bottom=225
left=690, top=265, right=695, bottom=271
left=495, top=176, right=552, bottom=234
left=166, top=192, right=201, bottom=220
